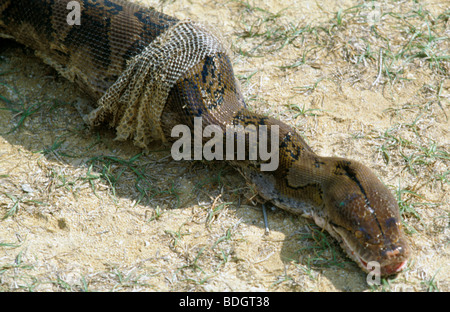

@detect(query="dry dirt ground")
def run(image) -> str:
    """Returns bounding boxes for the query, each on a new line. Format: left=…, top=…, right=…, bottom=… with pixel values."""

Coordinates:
left=0, top=0, right=448, bottom=292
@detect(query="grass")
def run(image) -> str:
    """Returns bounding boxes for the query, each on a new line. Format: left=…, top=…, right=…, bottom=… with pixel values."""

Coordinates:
left=1, top=193, right=46, bottom=220
left=233, top=1, right=449, bottom=86
left=287, top=103, right=323, bottom=118
left=297, top=225, right=350, bottom=271
left=0, top=249, right=37, bottom=291
left=1, top=193, right=21, bottom=219
left=376, top=124, right=449, bottom=175
left=233, top=0, right=320, bottom=57
left=0, top=80, right=76, bottom=136
left=421, top=268, right=442, bottom=292
left=0, top=82, right=43, bottom=134
left=62, top=153, right=184, bottom=208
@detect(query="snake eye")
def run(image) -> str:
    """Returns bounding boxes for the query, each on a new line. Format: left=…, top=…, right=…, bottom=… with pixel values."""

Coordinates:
left=354, top=228, right=377, bottom=243
left=355, top=230, right=364, bottom=239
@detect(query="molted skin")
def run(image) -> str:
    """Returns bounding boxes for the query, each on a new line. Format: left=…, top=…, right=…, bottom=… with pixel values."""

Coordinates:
left=0, top=0, right=410, bottom=276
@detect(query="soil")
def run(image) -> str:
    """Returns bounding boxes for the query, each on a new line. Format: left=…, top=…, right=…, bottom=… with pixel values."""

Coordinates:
left=0, top=0, right=448, bottom=292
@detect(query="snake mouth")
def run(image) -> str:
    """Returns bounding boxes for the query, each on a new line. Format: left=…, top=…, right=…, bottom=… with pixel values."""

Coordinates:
left=357, top=256, right=408, bottom=276
left=325, top=221, right=409, bottom=276
left=382, top=260, right=408, bottom=275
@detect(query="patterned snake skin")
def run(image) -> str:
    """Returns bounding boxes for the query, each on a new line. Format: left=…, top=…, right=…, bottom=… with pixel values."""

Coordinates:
left=0, top=0, right=410, bottom=276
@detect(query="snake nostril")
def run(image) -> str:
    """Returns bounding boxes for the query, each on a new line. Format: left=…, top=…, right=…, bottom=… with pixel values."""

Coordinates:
left=383, top=246, right=402, bottom=258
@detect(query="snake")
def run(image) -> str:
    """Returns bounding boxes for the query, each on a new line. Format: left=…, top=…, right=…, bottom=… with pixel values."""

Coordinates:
left=0, top=0, right=410, bottom=276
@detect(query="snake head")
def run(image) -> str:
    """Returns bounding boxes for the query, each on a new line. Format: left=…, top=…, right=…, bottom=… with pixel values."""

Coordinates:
left=321, top=160, right=410, bottom=276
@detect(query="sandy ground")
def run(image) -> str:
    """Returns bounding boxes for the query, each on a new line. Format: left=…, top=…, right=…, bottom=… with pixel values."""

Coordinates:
left=0, top=0, right=448, bottom=291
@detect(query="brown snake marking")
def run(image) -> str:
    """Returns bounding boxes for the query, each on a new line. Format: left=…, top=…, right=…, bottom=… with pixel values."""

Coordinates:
left=0, top=0, right=410, bottom=276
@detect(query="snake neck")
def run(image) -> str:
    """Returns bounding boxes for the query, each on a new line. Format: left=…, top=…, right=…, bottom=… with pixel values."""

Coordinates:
left=160, top=51, right=324, bottom=213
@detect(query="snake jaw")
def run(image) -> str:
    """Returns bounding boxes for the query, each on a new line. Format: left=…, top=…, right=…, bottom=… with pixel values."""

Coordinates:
left=244, top=167, right=410, bottom=277
left=356, top=249, right=408, bottom=276
left=327, top=221, right=410, bottom=276
left=303, top=210, right=406, bottom=276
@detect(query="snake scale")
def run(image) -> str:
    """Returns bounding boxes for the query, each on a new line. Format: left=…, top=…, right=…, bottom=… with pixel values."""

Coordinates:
left=0, top=0, right=410, bottom=276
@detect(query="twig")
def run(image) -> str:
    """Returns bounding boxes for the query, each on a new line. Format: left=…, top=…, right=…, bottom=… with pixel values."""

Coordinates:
left=372, top=48, right=383, bottom=87
left=262, top=203, right=270, bottom=235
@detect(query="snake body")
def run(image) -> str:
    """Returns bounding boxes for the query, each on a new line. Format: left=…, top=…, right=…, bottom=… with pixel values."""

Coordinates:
left=0, top=0, right=410, bottom=276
